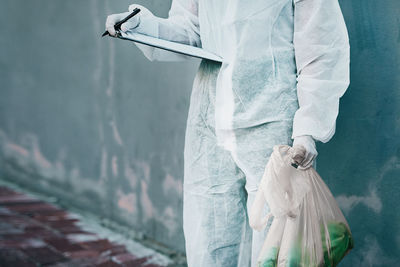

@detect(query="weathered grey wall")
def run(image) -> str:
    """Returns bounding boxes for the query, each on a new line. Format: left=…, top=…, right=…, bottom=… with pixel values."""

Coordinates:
left=317, top=0, right=400, bottom=265
left=0, top=0, right=199, bottom=253
left=0, top=0, right=399, bottom=265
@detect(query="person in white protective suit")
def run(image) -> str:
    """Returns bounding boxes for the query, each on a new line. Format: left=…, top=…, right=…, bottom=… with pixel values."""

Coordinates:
left=105, top=0, right=350, bottom=266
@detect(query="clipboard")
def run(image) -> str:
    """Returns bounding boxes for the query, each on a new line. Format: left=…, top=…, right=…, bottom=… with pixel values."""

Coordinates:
left=117, top=31, right=223, bottom=63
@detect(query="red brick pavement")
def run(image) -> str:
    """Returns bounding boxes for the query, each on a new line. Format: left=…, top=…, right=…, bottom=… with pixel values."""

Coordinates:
left=0, top=186, right=165, bottom=267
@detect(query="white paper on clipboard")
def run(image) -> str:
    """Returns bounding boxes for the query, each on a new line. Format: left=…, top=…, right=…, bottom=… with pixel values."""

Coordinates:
left=117, top=31, right=223, bottom=62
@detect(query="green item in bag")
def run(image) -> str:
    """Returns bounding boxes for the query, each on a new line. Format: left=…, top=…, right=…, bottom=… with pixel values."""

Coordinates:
left=258, top=222, right=354, bottom=267
left=258, top=247, right=279, bottom=267
left=321, top=222, right=354, bottom=267
left=286, top=221, right=353, bottom=267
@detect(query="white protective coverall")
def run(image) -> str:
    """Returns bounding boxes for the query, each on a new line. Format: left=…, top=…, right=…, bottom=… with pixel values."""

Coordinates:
left=121, top=0, right=350, bottom=266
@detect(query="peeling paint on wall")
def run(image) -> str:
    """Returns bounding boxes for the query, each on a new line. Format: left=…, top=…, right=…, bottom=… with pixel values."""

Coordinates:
left=117, top=190, right=137, bottom=214
left=337, top=189, right=382, bottom=214
left=163, top=173, right=183, bottom=195
left=140, top=179, right=155, bottom=220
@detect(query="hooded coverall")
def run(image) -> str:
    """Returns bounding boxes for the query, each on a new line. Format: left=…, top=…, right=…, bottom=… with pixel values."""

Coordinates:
left=124, top=0, right=350, bottom=266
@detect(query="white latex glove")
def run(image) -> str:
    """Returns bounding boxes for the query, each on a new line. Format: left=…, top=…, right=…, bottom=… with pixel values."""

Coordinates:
left=105, top=11, right=135, bottom=37
left=105, top=5, right=157, bottom=37
left=120, top=4, right=147, bottom=32
left=291, top=135, right=318, bottom=170
left=105, top=5, right=143, bottom=37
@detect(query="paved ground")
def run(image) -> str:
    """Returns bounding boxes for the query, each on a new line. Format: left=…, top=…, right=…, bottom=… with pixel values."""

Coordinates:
left=0, top=185, right=171, bottom=267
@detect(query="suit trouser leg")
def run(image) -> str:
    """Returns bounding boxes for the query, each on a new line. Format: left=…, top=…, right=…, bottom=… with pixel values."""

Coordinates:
left=183, top=59, right=296, bottom=267
left=228, top=120, right=294, bottom=267
left=183, top=59, right=252, bottom=267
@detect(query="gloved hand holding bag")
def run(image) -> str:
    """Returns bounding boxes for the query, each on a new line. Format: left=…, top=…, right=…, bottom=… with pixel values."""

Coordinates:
left=249, top=145, right=353, bottom=267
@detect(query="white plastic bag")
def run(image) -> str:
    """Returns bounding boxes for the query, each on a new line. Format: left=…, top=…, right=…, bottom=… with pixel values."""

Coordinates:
left=249, top=145, right=353, bottom=267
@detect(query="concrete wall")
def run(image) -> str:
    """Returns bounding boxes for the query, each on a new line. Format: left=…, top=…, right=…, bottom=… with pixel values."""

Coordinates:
left=0, top=0, right=198, bottom=254
left=0, top=0, right=399, bottom=265
left=317, top=1, right=400, bottom=265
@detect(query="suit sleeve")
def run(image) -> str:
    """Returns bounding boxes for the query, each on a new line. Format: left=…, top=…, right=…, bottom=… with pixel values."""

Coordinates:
left=132, top=0, right=201, bottom=61
left=291, top=0, right=350, bottom=143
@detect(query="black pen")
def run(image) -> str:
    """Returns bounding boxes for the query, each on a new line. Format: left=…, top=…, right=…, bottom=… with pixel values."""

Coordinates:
left=102, top=8, right=141, bottom=37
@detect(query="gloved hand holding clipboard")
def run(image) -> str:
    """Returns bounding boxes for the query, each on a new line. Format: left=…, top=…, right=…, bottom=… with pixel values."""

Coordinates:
left=102, top=8, right=141, bottom=37
left=102, top=7, right=222, bottom=62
